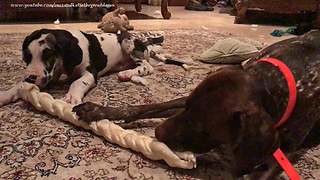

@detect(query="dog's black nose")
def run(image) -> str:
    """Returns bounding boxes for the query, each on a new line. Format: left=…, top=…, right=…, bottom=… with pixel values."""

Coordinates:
left=25, top=75, right=37, bottom=83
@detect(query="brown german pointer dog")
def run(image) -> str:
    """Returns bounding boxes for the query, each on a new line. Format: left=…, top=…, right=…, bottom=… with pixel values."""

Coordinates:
left=73, top=30, right=320, bottom=179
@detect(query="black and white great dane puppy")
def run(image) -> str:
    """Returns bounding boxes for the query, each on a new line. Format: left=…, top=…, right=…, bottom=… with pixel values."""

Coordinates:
left=22, top=28, right=179, bottom=104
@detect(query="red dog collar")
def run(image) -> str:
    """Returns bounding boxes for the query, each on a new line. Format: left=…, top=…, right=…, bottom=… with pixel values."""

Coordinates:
left=256, top=58, right=297, bottom=128
left=256, top=58, right=300, bottom=180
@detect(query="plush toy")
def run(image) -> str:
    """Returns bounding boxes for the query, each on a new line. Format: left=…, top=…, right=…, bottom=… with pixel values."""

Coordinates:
left=97, top=7, right=134, bottom=33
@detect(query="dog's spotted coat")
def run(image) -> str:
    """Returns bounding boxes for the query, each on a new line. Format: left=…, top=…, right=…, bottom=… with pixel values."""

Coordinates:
left=22, top=29, right=179, bottom=104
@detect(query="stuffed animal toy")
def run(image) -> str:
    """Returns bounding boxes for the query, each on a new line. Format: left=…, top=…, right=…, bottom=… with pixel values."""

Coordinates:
left=97, top=7, right=134, bottom=33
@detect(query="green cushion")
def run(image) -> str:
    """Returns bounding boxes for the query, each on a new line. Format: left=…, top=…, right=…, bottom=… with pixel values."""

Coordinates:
left=200, top=37, right=265, bottom=64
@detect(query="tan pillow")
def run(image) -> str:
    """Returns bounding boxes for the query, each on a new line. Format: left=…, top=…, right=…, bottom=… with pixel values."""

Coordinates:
left=200, top=37, right=265, bottom=64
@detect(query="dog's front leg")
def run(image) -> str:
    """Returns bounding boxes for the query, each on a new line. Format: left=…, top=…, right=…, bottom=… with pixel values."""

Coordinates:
left=63, top=71, right=96, bottom=104
left=73, top=97, right=187, bottom=123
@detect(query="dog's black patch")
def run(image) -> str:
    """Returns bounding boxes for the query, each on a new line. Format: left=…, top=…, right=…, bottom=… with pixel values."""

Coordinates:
left=117, top=32, right=132, bottom=44
left=23, top=30, right=42, bottom=51
left=50, top=30, right=83, bottom=75
left=82, top=81, right=89, bottom=86
left=23, top=29, right=83, bottom=76
left=133, top=39, right=148, bottom=52
left=146, top=36, right=164, bottom=46
left=165, top=59, right=184, bottom=66
left=38, top=40, right=45, bottom=45
left=80, top=31, right=108, bottom=82
left=42, top=48, right=59, bottom=72
left=101, top=37, right=104, bottom=41
left=22, top=49, right=32, bottom=64
left=42, top=48, right=54, bottom=60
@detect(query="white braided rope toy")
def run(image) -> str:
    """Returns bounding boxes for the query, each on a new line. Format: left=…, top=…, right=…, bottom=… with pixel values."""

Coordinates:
left=15, top=82, right=196, bottom=169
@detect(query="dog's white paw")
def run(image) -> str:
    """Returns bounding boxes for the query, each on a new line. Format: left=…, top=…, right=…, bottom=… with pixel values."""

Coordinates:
left=62, top=93, right=82, bottom=105
left=118, top=70, right=136, bottom=82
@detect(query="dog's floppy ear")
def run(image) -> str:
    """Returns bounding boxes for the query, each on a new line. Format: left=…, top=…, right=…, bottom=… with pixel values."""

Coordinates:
left=229, top=109, right=280, bottom=176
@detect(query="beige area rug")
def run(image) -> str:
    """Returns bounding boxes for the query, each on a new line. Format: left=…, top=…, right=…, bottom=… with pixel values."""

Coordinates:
left=1, top=28, right=320, bottom=179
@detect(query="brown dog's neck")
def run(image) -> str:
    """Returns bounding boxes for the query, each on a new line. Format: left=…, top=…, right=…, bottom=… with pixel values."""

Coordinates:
left=246, top=64, right=291, bottom=126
